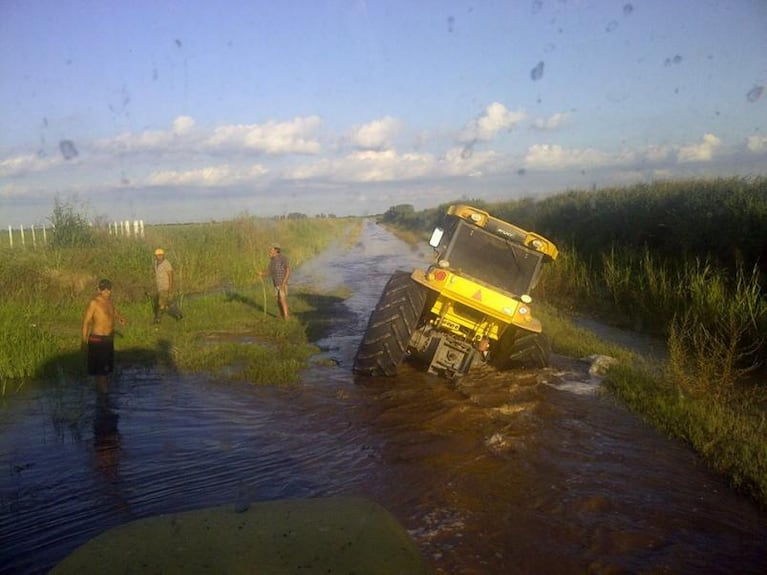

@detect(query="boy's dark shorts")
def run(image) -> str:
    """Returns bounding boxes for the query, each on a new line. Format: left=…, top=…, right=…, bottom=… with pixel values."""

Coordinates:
left=87, top=335, right=114, bottom=376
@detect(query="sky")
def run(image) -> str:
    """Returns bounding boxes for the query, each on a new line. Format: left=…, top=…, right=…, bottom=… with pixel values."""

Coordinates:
left=1, top=0, right=766, bottom=226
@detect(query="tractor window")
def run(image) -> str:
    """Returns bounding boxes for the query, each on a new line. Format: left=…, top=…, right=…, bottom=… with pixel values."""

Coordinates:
left=445, top=222, right=543, bottom=296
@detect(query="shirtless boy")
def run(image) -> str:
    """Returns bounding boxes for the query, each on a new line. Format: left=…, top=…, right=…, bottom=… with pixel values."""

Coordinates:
left=82, top=279, right=126, bottom=381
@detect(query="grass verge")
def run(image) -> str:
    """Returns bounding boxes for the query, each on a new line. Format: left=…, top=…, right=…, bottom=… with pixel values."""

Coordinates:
left=0, top=217, right=363, bottom=391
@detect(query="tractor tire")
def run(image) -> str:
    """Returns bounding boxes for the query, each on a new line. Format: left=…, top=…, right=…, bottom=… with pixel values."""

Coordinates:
left=353, top=271, right=428, bottom=377
left=492, top=330, right=551, bottom=370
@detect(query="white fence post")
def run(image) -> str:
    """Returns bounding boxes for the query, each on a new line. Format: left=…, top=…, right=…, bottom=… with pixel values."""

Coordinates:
left=4, top=220, right=146, bottom=245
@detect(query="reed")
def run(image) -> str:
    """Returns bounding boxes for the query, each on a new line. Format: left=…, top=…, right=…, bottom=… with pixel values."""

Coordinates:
left=0, top=302, right=60, bottom=394
left=537, top=248, right=595, bottom=308
left=666, top=265, right=765, bottom=401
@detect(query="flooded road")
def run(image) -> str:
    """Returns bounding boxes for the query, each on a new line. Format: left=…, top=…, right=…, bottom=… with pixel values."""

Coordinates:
left=2, top=220, right=766, bottom=574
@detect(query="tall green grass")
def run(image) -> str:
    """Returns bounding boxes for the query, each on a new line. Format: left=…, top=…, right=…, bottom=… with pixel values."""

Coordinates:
left=574, top=247, right=766, bottom=350
left=0, top=303, right=60, bottom=395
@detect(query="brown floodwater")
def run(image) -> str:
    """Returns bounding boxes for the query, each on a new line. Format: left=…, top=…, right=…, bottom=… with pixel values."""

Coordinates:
left=1, top=220, right=766, bottom=574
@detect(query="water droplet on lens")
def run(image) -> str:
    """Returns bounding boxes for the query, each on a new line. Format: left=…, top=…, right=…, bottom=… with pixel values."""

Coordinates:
left=530, top=61, right=544, bottom=81
left=746, top=85, right=764, bottom=103
left=59, top=140, right=78, bottom=160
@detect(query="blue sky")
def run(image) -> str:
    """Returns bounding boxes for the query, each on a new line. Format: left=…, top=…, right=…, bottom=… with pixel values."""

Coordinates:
left=1, top=0, right=766, bottom=225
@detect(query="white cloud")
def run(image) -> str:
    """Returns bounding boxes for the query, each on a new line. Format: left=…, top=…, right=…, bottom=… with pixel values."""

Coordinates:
left=442, top=147, right=500, bottom=177
left=207, top=116, right=323, bottom=154
left=746, top=135, right=767, bottom=153
left=531, top=112, right=570, bottom=131
left=148, top=163, right=268, bottom=186
left=0, top=181, right=27, bottom=198
left=676, top=133, right=721, bottom=163
left=286, top=144, right=505, bottom=183
left=3, top=106, right=764, bottom=226
left=524, top=144, right=614, bottom=170
left=461, top=102, right=526, bottom=143
left=173, top=116, right=196, bottom=135
left=100, top=115, right=198, bottom=153
left=0, top=153, right=59, bottom=177
left=347, top=116, right=402, bottom=150
left=95, top=115, right=323, bottom=157
left=287, top=149, right=436, bottom=183
left=643, top=145, right=672, bottom=163
left=102, top=128, right=178, bottom=153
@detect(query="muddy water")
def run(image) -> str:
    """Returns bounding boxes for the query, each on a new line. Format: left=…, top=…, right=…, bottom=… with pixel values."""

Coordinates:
left=2, top=220, right=766, bottom=574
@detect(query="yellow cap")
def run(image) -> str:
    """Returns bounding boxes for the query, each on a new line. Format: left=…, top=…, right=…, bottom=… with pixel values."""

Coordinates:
left=154, top=248, right=165, bottom=255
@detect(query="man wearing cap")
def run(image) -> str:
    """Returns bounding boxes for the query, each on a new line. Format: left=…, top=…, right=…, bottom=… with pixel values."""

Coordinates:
left=153, top=248, right=174, bottom=323
left=259, top=243, right=291, bottom=320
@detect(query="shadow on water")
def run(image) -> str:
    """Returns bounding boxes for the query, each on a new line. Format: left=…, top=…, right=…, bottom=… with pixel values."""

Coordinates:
left=222, top=285, right=352, bottom=342
left=293, top=291, right=354, bottom=343
left=35, top=338, right=180, bottom=382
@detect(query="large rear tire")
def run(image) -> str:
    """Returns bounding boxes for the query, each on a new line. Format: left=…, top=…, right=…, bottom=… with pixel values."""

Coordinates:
left=353, top=271, right=428, bottom=376
left=491, top=329, right=551, bottom=370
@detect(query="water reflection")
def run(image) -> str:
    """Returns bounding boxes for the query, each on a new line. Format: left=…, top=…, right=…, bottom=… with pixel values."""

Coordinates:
left=93, top=388, right=121, bottom=483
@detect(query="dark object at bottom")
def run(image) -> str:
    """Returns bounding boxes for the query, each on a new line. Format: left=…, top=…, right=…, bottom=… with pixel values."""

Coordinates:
left=51, top=496, right=433, bottom=574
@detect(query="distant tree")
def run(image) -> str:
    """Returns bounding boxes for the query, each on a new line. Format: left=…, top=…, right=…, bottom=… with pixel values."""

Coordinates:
left=381, top=204, right=415, bottom=224
left=48, top=195, right=95, bottom=248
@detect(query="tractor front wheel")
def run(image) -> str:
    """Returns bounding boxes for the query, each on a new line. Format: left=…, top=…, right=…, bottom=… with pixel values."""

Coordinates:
left=353, top=271, right=428, bottom=377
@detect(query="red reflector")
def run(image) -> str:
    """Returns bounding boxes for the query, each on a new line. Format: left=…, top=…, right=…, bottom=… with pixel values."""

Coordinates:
left=434, top=270, right=447, bottom=281
left=472, top=289, right=482, bottom=301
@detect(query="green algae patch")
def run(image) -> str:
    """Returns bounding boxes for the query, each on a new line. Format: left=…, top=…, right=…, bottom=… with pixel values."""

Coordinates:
left=51, top=496, right=433, bottom=574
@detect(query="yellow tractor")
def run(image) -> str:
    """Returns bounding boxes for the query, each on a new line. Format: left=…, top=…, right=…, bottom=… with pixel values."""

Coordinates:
left=354, top=204, right=558, bottom=379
